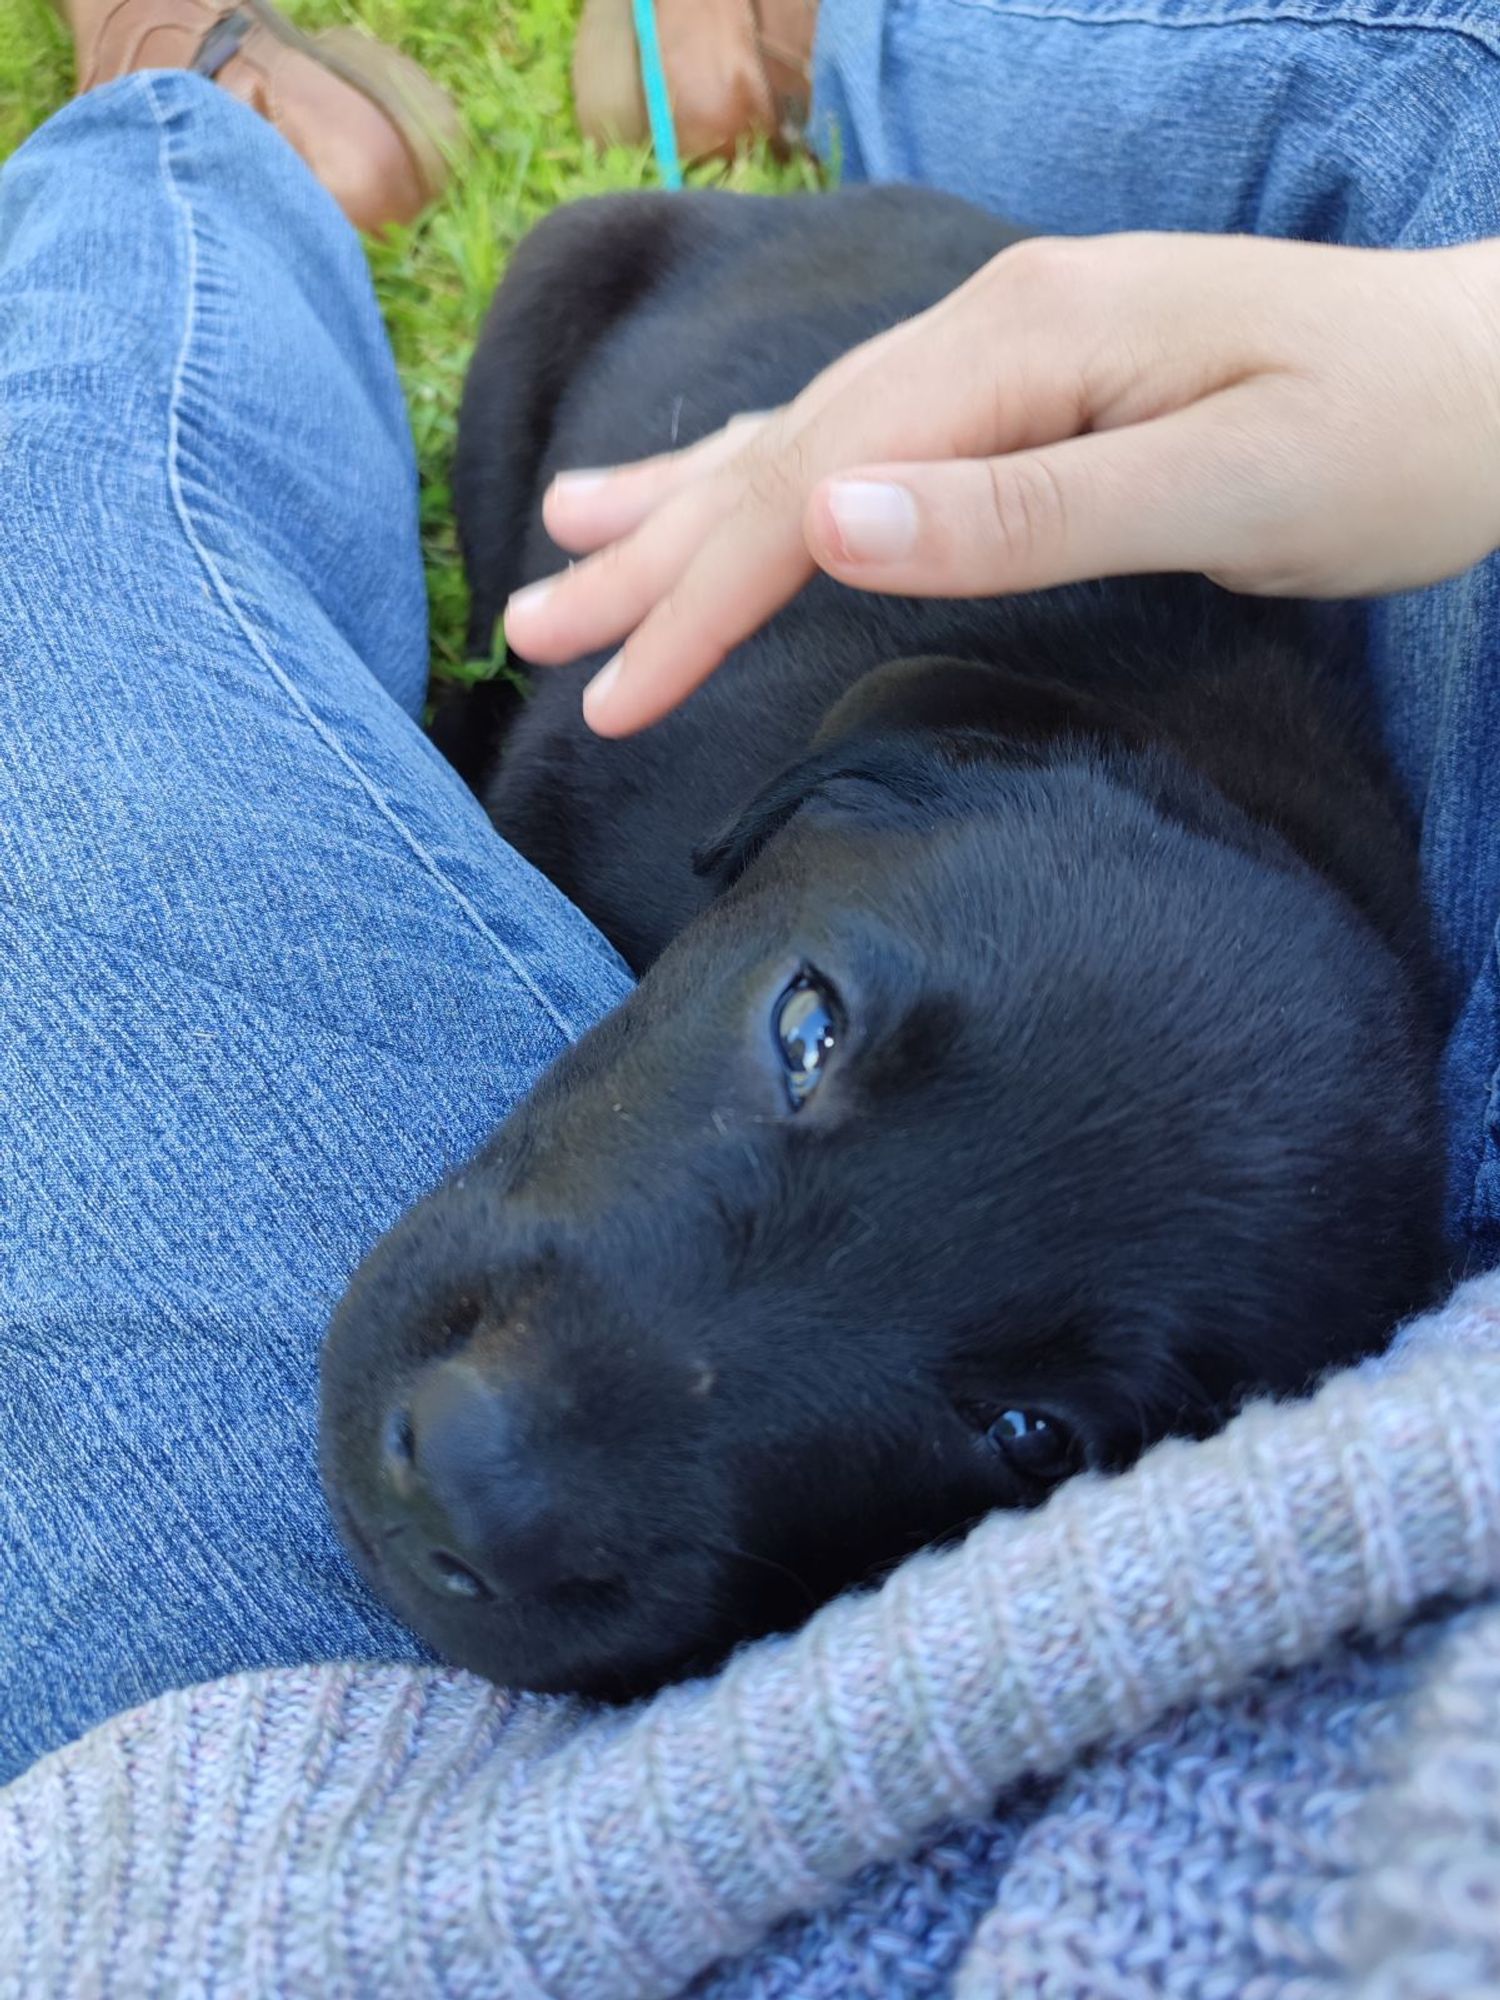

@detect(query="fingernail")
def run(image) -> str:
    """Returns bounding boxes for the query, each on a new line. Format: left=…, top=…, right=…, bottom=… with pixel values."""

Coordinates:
left=826, top=480, right=919, bottom=563
left=506, top=577, right=555, bottom=624
left=552, top=469, right=609, bottom=498
left=582, top=652, right=622, bottom=723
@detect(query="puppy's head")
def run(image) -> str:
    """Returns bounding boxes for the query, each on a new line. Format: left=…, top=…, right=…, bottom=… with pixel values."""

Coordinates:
left=320, top=660, right=1437, bottom=1697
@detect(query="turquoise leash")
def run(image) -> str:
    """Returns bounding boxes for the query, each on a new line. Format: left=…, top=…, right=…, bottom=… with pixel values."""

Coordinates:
left=631, top=0, right=684, bottom=190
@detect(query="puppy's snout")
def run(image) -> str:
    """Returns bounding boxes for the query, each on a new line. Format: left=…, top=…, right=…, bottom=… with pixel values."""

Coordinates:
left=379, top=1359, right=589, bottom=1604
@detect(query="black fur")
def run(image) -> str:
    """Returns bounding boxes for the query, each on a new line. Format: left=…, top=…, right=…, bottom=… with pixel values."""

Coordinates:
left=321, top=188, right=1443, bottom=1699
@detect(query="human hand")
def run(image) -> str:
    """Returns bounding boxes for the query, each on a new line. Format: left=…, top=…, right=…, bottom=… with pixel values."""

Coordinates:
left=503, top=232, right=1500, bottom=735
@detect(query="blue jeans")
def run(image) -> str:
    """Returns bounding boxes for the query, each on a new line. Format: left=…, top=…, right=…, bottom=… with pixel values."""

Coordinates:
left=2, top=0, right=1499, bottom=1785
left=0, top=73, right=631, bottom=1782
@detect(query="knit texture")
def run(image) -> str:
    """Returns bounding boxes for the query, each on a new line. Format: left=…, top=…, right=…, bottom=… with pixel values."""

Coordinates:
left=4, top=1274, right=1499, bottom=1999
left=1341, top=1601, right=1500, bottom=2000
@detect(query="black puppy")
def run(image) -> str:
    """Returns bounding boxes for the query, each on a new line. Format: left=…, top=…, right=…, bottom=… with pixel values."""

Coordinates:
left=321, top=188, right=1442, bottom=1699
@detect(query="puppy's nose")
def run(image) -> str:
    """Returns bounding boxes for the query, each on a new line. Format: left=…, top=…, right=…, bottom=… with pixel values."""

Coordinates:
left=380, top=1360, right=574, bottom=1602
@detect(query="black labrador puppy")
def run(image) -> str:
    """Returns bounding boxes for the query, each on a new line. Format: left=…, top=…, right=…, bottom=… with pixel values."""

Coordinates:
left=320, top=187, right=1442, bottom=1699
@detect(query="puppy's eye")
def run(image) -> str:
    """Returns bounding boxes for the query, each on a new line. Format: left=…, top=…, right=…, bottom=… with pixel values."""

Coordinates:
left=773, top=974, right=840, bottom=1107
left=978, top=1408, right=1076, bottom=1482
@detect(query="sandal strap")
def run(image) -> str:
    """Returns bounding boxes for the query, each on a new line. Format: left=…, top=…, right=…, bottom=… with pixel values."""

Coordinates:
left=192, top=6, right=254, bottom=78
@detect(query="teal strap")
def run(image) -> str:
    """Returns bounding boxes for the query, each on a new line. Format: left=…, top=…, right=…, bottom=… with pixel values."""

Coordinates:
left=631, top=0, right=685, bottom=190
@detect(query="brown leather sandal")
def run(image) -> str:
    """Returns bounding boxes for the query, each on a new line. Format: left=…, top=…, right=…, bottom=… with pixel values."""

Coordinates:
left=572, top=0, right=817, bottom=162
left=58, top=0, right=461, bottom=232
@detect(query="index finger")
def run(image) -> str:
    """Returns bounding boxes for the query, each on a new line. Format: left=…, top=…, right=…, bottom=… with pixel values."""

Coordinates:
left=582, top=485, right=816, bottom=734
left=544, top=411, right=774, bottom=554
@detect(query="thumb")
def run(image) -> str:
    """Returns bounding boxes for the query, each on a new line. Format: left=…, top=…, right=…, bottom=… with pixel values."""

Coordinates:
left=803, top=402, right=1275, bottom=599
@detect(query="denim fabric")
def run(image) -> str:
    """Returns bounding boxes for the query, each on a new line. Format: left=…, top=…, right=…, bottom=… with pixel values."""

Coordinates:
left=813, top=0, right=1500, bottom=1260
left=0, top=73, right=632, bottom=1783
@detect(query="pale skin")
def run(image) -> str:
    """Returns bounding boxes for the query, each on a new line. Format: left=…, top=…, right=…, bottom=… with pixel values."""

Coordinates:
left=502, top=231, right=1500, bottom=737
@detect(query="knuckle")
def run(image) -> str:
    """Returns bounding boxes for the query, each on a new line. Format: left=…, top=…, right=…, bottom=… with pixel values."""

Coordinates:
left=983, top=454, right=1069, bottom=574
left=990, top=234, right=1095, bottom=310
left=742, top=441, right=808, bottom=516
left=654, top=561, right=714, bottom=641
left=581, top=519, right=667, bottom=621
left=589, top=530, right=638, bottom=593
left=652, top=576, right=691, bottom=637
left=652, top=574, right=728, bottom=673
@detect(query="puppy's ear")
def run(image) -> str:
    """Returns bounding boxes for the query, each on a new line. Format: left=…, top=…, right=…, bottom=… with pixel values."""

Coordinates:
left=812, top=655, right=1136, bottom=753
left=692, top=735, right=946, bottom=889
left=456, top=193, right=701, bottom=655
left=694, top=657, right=1139, bottom=892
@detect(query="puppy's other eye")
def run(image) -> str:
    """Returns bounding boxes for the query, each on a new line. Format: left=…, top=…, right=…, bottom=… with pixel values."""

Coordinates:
left=773, top=974, right=840, bottom=1107
left=979, top=1408, right=1076, bottom=1482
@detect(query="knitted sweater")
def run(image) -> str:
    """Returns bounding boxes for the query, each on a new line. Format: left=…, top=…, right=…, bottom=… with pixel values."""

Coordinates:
left=4, top=1274, right=1499, bottom=2000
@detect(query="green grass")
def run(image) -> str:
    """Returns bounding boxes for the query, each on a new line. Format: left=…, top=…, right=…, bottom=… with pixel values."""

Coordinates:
left=0, top=0, right=813, bottom=682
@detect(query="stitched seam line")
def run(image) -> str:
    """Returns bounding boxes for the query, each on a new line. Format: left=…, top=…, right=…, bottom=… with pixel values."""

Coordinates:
left=1470, top=915, right=1500, bottom=1240
left=941, top=0, right=1500, bottom=59
left=141, top=76, right=584, bottom=1045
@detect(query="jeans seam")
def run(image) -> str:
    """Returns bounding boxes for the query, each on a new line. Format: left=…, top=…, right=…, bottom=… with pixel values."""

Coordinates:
left=140, top=74, right=586, bottom=1047
left=940, top=0, right=1500, bottom=57
left=1473, top=918, right=1500, bottom=1243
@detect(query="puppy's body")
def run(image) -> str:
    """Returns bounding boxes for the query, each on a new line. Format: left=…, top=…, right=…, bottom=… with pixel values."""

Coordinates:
left=321, top=189, right=1442, bottom=1700
left=445, top=189, right=1419, bottom=974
